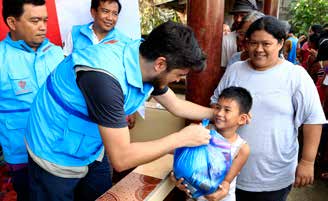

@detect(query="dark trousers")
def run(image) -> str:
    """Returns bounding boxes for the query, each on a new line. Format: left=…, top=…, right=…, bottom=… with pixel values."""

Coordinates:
left=236, top=185, right=292, bottom=201
left=28, top=155, right=112, bottom=201
left=8, top=164, right=29, bottom=201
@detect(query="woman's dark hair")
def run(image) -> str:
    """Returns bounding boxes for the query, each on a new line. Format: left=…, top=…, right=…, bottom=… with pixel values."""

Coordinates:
left=219, top=86, right=253, bottom=114
left=310, top=24, right=323, bottom=35
left=316, top=30, right=328, bottom=61
left=2, top=0, right=45, bottom=26
left=245, top=16, right=286, bottom=43
left=319, top=29, right=328, bottom=40
left=308, top=33, right=321, bottom=49
left=140, top=21, right=206, bottom=72
left=91, top=0, right=122, bottom=13
left=316, top=39, right=328, bottom=62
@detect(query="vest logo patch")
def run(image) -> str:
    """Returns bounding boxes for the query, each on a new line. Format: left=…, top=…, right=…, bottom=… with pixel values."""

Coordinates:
left=18, top=80, right=26, bottom=89
left=11, top=79, right=33, bottom=95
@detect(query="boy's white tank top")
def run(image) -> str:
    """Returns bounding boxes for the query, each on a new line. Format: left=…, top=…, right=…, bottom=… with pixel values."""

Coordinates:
left=197, top=134, right=246, bottom=201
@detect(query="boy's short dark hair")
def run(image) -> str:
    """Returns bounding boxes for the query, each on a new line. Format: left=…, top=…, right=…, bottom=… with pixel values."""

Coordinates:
left=139, top=21, right=207, bottom=72
left=2, top=0, right=45, bottom=26
left=219, top=86, right=253, bottom=114
left=91, top=0, right=122, bottom=13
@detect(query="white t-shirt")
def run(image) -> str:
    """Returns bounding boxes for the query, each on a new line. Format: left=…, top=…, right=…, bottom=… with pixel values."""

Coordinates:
left=62, top=23, right=100, bottom=56
left=221, top=32, right=237, bottom=68
left=211, top=60, right=326, bottom=191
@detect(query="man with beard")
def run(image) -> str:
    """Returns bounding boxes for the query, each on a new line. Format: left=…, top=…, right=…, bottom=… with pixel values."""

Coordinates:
left=25, top=21, right=214, bottom=201
left=0, top=0, right=64, bottom=200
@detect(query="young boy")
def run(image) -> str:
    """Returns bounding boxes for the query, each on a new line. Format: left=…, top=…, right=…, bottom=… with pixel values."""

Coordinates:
left=173, top=86, right=252, bottom=201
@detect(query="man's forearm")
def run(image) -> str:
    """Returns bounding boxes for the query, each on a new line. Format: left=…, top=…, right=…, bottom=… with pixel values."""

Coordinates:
left=170, top=99, right=214, bottom=120
left=108, top=133, right=180, bottom=172
left=99, top=123, right=211, bottom=172
left=154, top=88, right=214, bottom=120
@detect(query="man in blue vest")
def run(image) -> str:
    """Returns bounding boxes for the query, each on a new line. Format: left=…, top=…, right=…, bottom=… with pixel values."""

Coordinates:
left=62, top=0, right=137, bottom=129
left=0, top=0, right=64, bottom=200
left=25, top=21, right=214, bottom=201
left=62, top=0, right=130, bottom=56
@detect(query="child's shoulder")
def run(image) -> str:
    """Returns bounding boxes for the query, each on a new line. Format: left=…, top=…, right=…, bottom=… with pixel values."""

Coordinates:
left=238, top=142, right=250, bottom=158
left=235, top=134, right=246, bottom=144
left=232, top=135, right=249, bottom=158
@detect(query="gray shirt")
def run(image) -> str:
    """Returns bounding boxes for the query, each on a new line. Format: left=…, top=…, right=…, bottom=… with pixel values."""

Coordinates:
left=211, top=60, right=326, bottom=191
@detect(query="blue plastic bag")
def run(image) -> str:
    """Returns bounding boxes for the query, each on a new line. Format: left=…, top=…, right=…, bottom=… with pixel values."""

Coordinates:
left=173, top=119, right=232, bottom=198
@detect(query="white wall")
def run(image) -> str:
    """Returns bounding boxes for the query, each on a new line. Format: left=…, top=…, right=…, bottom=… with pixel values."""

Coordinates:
left=55, top=0, right=141, bottom=41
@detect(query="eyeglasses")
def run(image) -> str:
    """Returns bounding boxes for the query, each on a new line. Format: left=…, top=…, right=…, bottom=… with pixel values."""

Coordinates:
left=247, top=40, right=275, bottom=48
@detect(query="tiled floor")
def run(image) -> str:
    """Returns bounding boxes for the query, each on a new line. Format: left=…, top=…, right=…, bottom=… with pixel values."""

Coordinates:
left=171, top=180, right=328, bottom=201
left=0, top=170, right=327, bottom=201
left=288, top=179, right=328, bottom=201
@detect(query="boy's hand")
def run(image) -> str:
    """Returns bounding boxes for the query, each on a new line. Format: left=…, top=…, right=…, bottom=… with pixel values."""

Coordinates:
left=170, top=172, right=192, bottom=198
left=204, top=180, right=230, bottom=201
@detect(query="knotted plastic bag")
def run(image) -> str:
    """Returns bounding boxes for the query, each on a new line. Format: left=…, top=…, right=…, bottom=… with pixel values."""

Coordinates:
left=173, top=119, right=232, bottom=198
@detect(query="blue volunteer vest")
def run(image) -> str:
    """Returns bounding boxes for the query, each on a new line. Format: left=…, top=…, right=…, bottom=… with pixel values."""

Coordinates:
left=0, top=34, right=64, bottom=164
left=26, top=40, right=153, bottom=167
left=71, top=22, right=131, bottom=52
left=287, top=36, right=298, bottom=64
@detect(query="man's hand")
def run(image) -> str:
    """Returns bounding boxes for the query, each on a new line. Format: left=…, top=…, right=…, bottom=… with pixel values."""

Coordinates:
left=204, top=180, right=230, bottom=201
left=246, top=112, right=252, bottom=124
left=294, top=159, right=314, bottom=187
left=175, top=124, right=211, bottom=147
